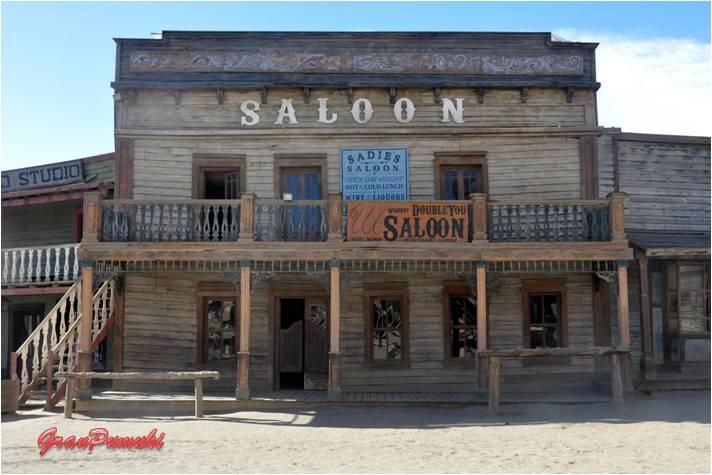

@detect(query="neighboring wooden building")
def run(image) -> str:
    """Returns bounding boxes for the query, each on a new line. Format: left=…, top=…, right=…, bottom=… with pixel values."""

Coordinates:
left=1, top=154, right=114, bottom=380
left=6, top=31, right=708, bottom=405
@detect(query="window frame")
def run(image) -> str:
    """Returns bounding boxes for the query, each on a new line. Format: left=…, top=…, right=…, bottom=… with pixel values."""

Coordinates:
left=442, top=286, right=478, bottom=366
left=433, top=153, right=489, bottom=200
left=273, top=154, right=328, bottom=200
left=676, top=261, right=710, bottom=337
left=363, top=285, right=410, bottom=368
left=196, top=283, right=240, bottom=364
left=522, top=279, right=568, bottom=349
left=192, top=155, right=246, bottom=199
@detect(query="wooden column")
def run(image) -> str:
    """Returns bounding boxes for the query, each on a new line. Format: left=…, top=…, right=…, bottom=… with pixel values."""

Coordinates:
left=328, top=259, right=342, bottom=400
left=470, top=193, right=488, bottom=242
left=77, top=261, right=94, bottom=399
left=82, top=192, right=102, bottom=243
left=488, top=357, right=501, bottom=415
left=115, top=138, right=134, bottom=199
left=617, top=260, right=633, bottom=391
left=476, top=261, right=488, bottom=388
left=236, top=259, right=251, bottom=399
left=239, top=193, right=256, bottom=242
left=112, top=276, right=126, bottom=384
left=608, top=192, right=626, bottom=241
left=638, top=257, right=656, bottom=380
left=327, top=194, right=343, bottom=242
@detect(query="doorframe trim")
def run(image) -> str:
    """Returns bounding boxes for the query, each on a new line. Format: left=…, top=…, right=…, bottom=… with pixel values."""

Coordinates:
left=268, top=287, right=328, bottom=391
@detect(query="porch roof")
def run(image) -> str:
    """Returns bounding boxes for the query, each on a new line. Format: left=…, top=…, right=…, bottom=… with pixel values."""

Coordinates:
left=628, top=230, right=710, bottom=258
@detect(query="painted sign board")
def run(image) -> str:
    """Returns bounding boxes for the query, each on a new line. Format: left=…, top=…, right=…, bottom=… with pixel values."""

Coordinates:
left=347, top=201, right=469, bottom=242
left=341, top=148, right=409, bottom=201
left=2, top=160, right=83, bottom=193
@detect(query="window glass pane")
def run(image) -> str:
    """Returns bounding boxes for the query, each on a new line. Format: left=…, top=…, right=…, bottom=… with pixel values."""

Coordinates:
left=543, top=295, right=559, bottom=324
left=285, top=173, right=303, bottom=198
left=450, top=297, right=465, bottom=326
left=204, top=171, right=228, bottom=199
left=225, top=172, right=240, bottom=199
left=680, top=291, right=707, bottom=333
left=464, top=296, right=477, bottom=326
left=372, top=298, right=403, bottom=361
left=529, top=295, right=543, bottom=324
left=462, top=169, right=479, bottom=197
left=530, top=326, right=544, bottom=349
left=442, top=170, right=459, bottom=200
left=304, top=173, right=321, bottom=200
left=207, top=299, right=236, bottom=360
left=680, top=265, right=704, bottom=290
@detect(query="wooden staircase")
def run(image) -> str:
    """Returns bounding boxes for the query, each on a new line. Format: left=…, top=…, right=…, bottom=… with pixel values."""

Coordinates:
left=11, top=276, right=118, bottom=407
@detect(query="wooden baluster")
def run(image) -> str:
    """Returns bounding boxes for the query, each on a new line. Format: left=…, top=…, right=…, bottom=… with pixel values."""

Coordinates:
left=31, top=333, right=41, bottom=379
left=43, top=247, right=51, bottom=282
left=229, top=204, right=237, bottom=240
left=62, top=246, right=70, bottom=282
left=211, top=205, right=219, bottom=241
left=49, top=311, right=58, bottom=349
left=41, top=326, right=50, bottom=370
left=11, top=250, right=18, bottom=283
left=35, top=248, right=43, bottom=282
left=179, top=204, right=187, bottom=241
left=20, top=351, right=29, bottom=392
left=202, top=205, right=210, bottom=240
left=136, top=204, right=144, bottom=241
left=73, top=246, right=79, bottom=280
left=56, top=342, right=65, bottom=375
left=218, top=204, right=226, bottom=241
left=2, top=250, right=9, bottom=284
left=18, top=249, right=26, bottom=283
left=93, top=295, right=100, bottom=339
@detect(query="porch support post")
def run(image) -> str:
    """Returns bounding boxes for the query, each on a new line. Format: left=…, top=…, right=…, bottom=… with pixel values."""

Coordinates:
left=616, top=259, right=633, bottom=391
left=236, top=259, right=251, bottom=399
left=327, top=194, right=343, bottom=242
left=239, top=193, right=256, bottom=242
left=76, top=260, right=94, bottom=399
left=82, top=192, right=102, bottom=243
left=470, top=193, right=488, bottom=242
left=608, top=192, right=626, bottom=241
left=476, top=260, right=488, bottom=388
left=328, top=258, right=342, bottom=400
left=638, top=257, right=656, bottom=380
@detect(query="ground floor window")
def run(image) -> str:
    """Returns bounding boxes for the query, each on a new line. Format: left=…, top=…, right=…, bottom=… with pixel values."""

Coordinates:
left=522, top=279, right=567, bottom=349
left=198, top=289, right=239, bottom=363
left=364, top=288, right=409, bottom=366
left=443, top=290, right=477, bottom=360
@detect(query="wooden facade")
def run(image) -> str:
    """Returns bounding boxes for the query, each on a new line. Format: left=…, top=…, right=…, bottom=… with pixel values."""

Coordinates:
left=5, top=32, right=708, bottom=404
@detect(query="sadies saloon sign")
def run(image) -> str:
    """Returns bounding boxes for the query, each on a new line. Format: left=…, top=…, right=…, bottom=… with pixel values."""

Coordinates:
left=347, top=201, right=469, bottom=243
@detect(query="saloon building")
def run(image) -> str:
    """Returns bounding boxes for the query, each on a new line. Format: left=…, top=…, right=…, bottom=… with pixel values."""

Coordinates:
left=7, top=32, right=710, bottom=407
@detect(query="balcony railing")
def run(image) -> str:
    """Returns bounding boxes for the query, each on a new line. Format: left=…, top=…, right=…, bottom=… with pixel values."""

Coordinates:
left=84, top=192, right=625, bottom=244
left=487, top=200, right=610, bottom=242
left=2, top=243, right=79, bottom=286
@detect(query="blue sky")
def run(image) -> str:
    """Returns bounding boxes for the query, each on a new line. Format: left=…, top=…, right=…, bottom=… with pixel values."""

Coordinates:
left=2, top=1, right=710, bottom=169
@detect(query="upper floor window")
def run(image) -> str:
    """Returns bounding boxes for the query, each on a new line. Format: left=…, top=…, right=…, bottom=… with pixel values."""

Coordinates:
left=192, top=155, right=245, bottom=199
left=273, top=154, right=328, bottom=200
left=434, top=153, right=488, bottom=200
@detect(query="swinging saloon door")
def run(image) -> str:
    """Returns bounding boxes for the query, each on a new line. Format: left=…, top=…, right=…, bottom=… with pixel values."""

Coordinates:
left=277, top=296, right=329, bottom=390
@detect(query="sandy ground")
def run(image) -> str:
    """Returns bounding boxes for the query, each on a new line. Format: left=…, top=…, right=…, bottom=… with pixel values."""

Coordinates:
left=1, top=391, right=710, bottom=474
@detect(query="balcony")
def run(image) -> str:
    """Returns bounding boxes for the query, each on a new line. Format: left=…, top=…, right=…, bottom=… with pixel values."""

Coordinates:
left=1, top=243, right=80, bottom=286
left=90, top=193, right=624, bottom=246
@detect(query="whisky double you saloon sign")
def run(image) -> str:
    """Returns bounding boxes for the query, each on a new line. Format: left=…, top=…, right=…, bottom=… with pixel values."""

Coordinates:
left=347, top=201, right=469, bottom=242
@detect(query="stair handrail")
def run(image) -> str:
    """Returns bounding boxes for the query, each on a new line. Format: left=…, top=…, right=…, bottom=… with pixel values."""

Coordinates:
left=14, top=280, right=81, bottom=358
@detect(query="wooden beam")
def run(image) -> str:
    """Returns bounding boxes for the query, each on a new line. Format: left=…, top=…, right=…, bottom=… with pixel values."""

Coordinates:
left=327, top=193, right=343, bottom=242
left=112, top=277, right=126, bottom=376
left=476, top=261, right=487, bottom=351
left=608, top=192, right=626, bottom=241
left=579, top=136, right=598, bottom=199
left=328, top=259, right=341, bottom=400
left=610, top=353, right=624, bottom=408
left=617, top=259, right=633, bottom=392
left=82, top=192, right=102, bottom=243
left=0, top=286, right=72, bottom=296
left=488, top=357, right=500, bottom=415
left=77, top=263, right=94, bottom=393
left=115, top=138, right=134, bottom=199
left=638, top=258, right=655, bottom=379
left=194, top=379, right=204, bottom=418
left=470, top=193, right=488, bottom=241
left=238, top=193, right=255, bottom=242
left=236, top=259, right=251, bottom=399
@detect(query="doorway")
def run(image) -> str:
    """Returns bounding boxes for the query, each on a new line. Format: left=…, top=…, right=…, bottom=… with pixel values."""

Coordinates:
left=276, top=296, right=328, bottom=390
left=7, top=303, right=45, bottom=379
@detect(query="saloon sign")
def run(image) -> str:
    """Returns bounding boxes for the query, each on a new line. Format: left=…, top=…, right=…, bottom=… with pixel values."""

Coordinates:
left=341, top=148, right=409, bottom=200
left=347, top=201, right=469, bottom=242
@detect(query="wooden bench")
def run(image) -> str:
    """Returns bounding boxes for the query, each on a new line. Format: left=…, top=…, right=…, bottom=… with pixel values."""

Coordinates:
left=477, top=347, right=631, bottom=415
left=55, top=371, right=220, bottom=418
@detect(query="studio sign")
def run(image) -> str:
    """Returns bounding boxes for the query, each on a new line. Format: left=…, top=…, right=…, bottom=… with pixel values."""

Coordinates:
left=239, top=97, right=467, bottom=126
left=2, top=160, right=83, bottom=193
left=347, top=201, right=470, bottom=243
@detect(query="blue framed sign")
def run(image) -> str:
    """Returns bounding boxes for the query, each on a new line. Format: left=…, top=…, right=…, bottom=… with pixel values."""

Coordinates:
left=340, top=147, right=409, bottom=200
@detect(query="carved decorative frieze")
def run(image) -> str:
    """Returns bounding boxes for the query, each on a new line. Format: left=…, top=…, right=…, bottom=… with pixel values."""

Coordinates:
left=129, top=50, right=584, bottom=76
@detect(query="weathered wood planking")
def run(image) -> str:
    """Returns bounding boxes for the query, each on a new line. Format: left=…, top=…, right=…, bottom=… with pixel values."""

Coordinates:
left=117, top=270, right=603, bottom=393
left=617, top=140, right=710, bottom=232
left=130, top=134, right=583, bottom=202
left=120, top=88, right=592, bottom=131
left=2, top=201, right=82, bottom=248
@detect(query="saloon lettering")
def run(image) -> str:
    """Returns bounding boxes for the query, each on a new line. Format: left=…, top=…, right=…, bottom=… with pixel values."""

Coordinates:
left=347, top=202, right=469, bottom=243
left=232, top=97, right=465, bottom=126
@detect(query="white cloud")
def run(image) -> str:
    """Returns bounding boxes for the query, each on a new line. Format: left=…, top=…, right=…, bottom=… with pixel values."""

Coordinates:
left=555, top=29, right=711, bottom=137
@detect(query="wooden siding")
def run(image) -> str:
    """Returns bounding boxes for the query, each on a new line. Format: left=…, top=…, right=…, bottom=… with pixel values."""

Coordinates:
left=1, top=200, right=82, bottom=248
left=120, top=88, right=593, bottom=132
left=117, top=271, right=600, bottom=393
left=84, top=157, right=115, bottom=183
left=597, top=133, right=615, bottom=198
left=131, top=133, right=583, bottom=201
left=618, top=140, right=710, bottom=232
